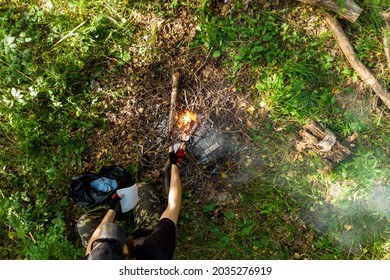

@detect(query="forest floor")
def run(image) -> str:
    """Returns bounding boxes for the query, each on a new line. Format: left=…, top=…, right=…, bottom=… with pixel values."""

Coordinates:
left=1, top=0, right=389, bottom=260
left=76, top=1, right=390, bottom=259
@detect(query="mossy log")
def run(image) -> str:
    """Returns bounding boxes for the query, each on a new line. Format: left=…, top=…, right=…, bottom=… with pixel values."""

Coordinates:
left=298, top=0, right=362, bottom=23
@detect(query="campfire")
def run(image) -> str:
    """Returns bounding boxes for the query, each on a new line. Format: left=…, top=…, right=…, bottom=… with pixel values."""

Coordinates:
left=176, top=110, right=198, bottom=141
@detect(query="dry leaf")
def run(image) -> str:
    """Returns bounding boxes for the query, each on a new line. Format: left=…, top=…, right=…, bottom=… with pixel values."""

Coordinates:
left=344, top=224, right=353, bottom=231
left=247, top=106, right=255, bottom=115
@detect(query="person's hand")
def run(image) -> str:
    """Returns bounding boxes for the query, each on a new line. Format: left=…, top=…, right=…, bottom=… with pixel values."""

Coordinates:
left=109, top=193, right=123, bottom=213
left=169, top=143, right=186, bottom=169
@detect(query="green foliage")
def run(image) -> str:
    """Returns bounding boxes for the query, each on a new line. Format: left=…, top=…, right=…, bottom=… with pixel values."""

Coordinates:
left=0, top=0, right=135, bottom=259
left=0, top=191, right=83, bottom=259
left=255, top=71, right=334, bottom=122
left=27, top=216, right=84, bottom=259
left=193, top=2, right=340, bottom=122
left=176, top=180, right=345, bottom=260
left=194, top=3, right=283, bottom=72
left=338, top=148, right=388, bottom=186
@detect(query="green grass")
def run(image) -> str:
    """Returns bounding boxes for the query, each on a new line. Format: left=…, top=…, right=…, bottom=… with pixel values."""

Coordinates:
left=0, top=0, right=135, bottom=259
left=0, top=0, right=389, bottom=260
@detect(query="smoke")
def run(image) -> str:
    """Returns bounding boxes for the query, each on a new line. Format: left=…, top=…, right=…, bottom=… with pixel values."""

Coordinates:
left=303, top=181, right=390, bottom=257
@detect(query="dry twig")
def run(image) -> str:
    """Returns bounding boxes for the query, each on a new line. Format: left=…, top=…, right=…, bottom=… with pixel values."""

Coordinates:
left=52, top=21, right=86, bottom=48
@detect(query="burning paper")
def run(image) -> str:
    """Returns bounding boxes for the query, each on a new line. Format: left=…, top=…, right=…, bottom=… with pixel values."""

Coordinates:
left=177, top=110, right=198, bottom=141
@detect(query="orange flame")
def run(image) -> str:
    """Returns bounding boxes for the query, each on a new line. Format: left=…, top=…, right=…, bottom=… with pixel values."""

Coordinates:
left=177, top=110, right=197, bottom=129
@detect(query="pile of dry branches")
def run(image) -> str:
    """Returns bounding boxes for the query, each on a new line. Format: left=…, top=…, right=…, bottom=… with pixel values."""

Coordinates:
left=84, top=54, right=256, bottom=200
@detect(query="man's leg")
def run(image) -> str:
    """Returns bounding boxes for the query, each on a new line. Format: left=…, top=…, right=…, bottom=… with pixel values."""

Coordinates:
left=131, top=182, right=164, bottom=238
left=76, top=206, right=107, bottom=247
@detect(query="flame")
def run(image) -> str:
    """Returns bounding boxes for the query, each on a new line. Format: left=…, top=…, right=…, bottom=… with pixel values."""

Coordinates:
left=177, top=110, right=197, bottom=129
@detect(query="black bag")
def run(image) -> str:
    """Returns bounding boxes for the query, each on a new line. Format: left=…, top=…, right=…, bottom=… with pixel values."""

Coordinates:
left=69, top=166, right=134, bottom=209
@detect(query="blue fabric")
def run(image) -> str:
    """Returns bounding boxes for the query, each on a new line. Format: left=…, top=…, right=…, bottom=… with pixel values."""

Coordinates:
left=90, top=177, right=118, bottom=192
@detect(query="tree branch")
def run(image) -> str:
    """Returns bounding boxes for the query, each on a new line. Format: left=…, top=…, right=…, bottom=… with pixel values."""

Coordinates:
left=324, top=12, right=390, bottom=108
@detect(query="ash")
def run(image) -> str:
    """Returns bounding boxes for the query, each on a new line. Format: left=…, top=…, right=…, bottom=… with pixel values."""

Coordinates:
left=186, top=113, right=234, bottom=165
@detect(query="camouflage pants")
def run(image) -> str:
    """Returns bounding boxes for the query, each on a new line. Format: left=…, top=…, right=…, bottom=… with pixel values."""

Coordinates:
left=76, top=182, right=164, bottom=247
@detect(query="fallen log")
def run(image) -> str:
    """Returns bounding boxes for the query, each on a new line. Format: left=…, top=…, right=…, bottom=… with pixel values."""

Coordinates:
left=380, top=12, right=390, bottom=70
left=298, top=0, right=362, bottom=23
left=324, top=12, right=390, bottom=109
left=296, top=121, right=352, bottom=172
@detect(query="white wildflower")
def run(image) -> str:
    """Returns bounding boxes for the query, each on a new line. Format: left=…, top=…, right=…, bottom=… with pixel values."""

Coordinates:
left=52, top=100, right=63, bottom=107
left=29, top=86, right=38, bottom=97
left=11, top=87, right=24, bottom=101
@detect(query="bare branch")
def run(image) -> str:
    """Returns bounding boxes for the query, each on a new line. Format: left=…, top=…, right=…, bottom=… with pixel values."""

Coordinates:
left=324, top=13, right=390, bottom=108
